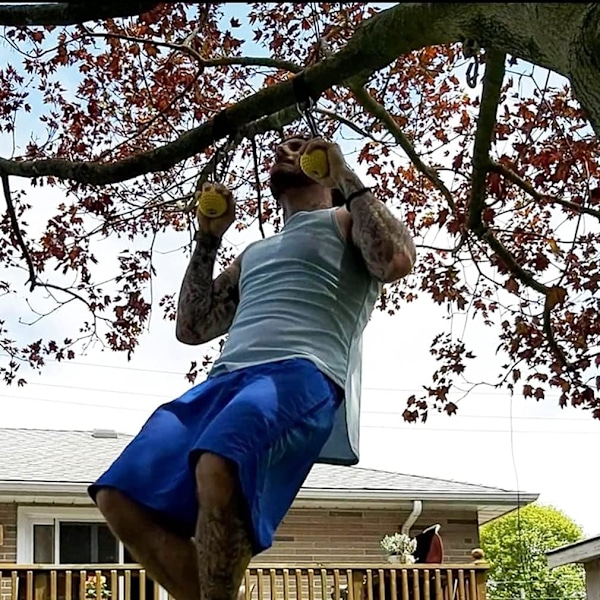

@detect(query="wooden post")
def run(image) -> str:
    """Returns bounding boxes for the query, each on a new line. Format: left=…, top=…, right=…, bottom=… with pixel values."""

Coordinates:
left=352, top=570, right=364, bottom=600
left=471, top=550, right=487, bottom=600
left=33, top=573, right=46, bottom=600
left=584, top=559, right=600, bottom=600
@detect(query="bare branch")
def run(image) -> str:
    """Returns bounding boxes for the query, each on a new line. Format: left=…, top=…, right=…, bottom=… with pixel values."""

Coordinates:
left=464, top=50, right=547, bottom=290
left=0, top=2, right=160, bottom=26
left=466, top=50, right=574, bottom=370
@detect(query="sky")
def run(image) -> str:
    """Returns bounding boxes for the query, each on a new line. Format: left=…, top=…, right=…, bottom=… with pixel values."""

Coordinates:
left=0, top=3, right=599, bottom=540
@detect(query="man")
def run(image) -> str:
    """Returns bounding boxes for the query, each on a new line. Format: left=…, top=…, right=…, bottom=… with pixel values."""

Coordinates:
left=90, top=136, right=416, bottom=600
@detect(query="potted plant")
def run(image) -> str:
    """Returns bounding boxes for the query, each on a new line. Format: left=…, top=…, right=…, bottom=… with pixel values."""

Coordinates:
left=380, top=532, right=417, bottom=564
left=85, top=574, right=111, bottom=600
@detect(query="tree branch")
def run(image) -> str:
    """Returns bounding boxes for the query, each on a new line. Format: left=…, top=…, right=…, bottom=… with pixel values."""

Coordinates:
left=2, top=174, right=36, bottom=291
left=82, top=29, right=302, bottom=73
left=0, top=2, right=160, bottom=26
left=490, top=160, right=600, bottom=221
left=349, top=83, right=457, bottom=212
left=467, top=49, right=506, bottom=231
left=314, top=107, right=380, bottom=142
left=464, top=50, right=546, bottom=291
left=0, top=3, right=596, bottom=186
left=467, top=50, right=573, bottom=369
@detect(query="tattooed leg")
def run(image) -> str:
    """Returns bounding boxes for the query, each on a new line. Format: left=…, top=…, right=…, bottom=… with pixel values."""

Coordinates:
left=195, top=453, right=253, bottom=600
left=96, top=488, right=201, bottom=600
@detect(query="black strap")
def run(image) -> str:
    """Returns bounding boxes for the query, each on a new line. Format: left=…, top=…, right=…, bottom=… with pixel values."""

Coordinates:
left=212, top=110, right=232, bottom=140
left=292, top=72, right=315, bottom=107
left=345, top=187, right=370, bottom=210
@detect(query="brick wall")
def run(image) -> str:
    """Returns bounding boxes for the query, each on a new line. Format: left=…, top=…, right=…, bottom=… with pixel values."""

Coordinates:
left=0, top=503, right=17, bottom=600
left=0, top=503, right=17, bottom=563
left=0, top=500, right=479, bottom=567
left=252, top=506, right=480, bottom=565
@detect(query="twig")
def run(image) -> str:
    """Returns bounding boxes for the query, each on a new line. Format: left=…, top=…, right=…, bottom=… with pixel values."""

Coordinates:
left=98, top=69, right=202, bottom=160
left=313, top=107, right=380, bottom=141
left=2, top=174, right=36, bottom=291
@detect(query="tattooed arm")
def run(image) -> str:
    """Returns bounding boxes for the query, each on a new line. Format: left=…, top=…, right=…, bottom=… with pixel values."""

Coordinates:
left=337, top=171, right=416, bottom=282
left=175, top=233, right=241, bottom=345
left=302, top=138, right=416, bottom=283
left=176, top=181, right=241, bottom=345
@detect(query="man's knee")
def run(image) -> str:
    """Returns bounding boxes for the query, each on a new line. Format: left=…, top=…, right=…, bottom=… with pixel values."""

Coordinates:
left=195, top=453, right=238, bottom=507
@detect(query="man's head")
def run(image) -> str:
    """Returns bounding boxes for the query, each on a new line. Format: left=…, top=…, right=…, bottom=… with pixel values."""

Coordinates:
left=269, top=135, right=345, bottom=207
left=269, top=135, right=314, bottom=201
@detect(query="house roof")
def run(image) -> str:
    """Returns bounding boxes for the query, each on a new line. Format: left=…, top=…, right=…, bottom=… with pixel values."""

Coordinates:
left=0, top=427, right=538, bottom=523
left=546, top=534, right=600, bottom=567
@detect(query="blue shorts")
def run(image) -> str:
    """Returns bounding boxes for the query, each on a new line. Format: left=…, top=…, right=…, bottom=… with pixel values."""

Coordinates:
left=88, top=358, right=342, bottom=554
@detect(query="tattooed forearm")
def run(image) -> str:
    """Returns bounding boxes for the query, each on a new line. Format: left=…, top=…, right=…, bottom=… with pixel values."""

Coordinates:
left=175, top=231, right=241, bottom=345
left=338, top=172, right=417, bottom=282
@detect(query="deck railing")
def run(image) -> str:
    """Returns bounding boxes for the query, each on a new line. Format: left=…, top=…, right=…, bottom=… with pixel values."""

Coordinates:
left=0, top=560, right=488, bottom=600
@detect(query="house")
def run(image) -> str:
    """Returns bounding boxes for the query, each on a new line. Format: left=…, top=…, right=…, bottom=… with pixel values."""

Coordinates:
left=0, top=427, right=538, bottom=600
left=547, top=534, right=600, bottom=600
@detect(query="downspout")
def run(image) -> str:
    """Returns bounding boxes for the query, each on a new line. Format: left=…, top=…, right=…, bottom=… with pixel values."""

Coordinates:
left=401, top=500, right=423, bottom=535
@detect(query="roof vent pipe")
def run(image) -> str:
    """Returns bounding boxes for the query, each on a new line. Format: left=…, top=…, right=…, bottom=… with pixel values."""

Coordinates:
left=401, top=500, right=423, bottom=536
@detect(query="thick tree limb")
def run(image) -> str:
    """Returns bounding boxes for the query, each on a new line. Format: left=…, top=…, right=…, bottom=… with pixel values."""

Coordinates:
left=464, top=50, right=547, bottom=292
left=468, top=50, right=572, bottom=369
left=468, top=50, right=506, bottom=231
left=0, top=2, right=160, bottom=26
left=467, top=51, right=550, bottom=286
left=0, top=3, right=598, bottom=186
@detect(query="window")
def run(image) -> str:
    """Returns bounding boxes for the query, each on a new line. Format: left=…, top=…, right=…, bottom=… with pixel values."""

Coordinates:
left=18, top=507, right=156, bottom=600
left=17, top=507, right=132, bottom=564
left=59, top=522, right=118, bottom=564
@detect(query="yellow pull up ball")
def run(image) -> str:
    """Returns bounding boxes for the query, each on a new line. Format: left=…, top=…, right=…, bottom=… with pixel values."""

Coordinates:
left=197, top=188, right=228, bottom=218
left=300, top=148, right=329, bottom=180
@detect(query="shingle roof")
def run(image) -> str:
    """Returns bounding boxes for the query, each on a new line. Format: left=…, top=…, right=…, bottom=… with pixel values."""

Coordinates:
left=0, top=427, right=526, bottom=500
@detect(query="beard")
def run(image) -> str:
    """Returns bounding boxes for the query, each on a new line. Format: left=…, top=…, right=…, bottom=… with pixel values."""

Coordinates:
left=269, top=163, right=314, bottom=200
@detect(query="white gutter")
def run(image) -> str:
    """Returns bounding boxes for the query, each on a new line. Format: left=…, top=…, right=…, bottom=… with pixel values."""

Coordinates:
left=401, top=500, right=422, bottom=535
left=0, top=481, right=87, bottom=495
left=296, top=488, right=539, bottom=504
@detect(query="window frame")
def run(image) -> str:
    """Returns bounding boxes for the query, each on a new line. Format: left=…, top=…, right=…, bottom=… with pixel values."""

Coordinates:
left=17, top=506, right=126, bottom=565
